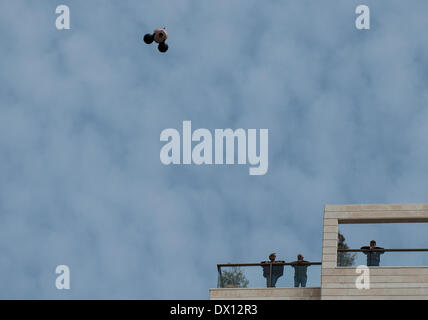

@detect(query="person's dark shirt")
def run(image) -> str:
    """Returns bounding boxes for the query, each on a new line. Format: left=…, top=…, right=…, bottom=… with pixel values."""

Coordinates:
left=290, top=260, right=309, bottom=278
left=361, top=246, right=385, bottom=266
left=261, top=260, right=285, bottom=278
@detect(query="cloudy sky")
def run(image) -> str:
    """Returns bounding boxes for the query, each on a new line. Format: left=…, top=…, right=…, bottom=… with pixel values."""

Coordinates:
left=0, top=0, right=428, bottom=299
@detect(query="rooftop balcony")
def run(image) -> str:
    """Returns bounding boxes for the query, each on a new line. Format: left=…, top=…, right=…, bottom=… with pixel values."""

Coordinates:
left=210, top=203, right=428, bottom=300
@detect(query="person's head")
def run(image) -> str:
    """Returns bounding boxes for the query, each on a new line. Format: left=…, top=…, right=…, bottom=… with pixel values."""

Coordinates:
left=297, top=254, right=304, bottom=261
left=269, top=253, right=276, bottom=262
left=370, top=240, right=376, bottom=248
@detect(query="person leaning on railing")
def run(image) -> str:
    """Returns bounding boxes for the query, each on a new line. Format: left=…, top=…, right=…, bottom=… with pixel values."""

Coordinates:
left=361, top=240, right=385, bottom=266
left=290, top=254, right=310, bottom=287
left=261, top=253, right=285, bottom=288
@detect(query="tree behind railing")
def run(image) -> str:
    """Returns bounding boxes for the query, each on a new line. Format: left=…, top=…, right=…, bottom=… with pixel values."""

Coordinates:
left=220, top=266, right=249, bottom=288
left=337, top=232, right=356, bottom=266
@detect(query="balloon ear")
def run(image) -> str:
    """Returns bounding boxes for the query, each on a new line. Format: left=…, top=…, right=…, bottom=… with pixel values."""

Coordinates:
left=144, top=34, right=154, bottom=44
left=158, top=43, right=169, bottom=53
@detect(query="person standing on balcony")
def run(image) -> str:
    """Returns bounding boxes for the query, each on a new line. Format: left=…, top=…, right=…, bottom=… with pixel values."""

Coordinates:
left=361, top=240, right=385, bottom=266
left=261, top=253, right=285, bottom=288
left=291, top=254, right=309, bottom=287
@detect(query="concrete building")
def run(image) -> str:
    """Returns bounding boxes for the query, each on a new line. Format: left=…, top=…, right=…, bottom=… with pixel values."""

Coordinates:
left=210, top=203, right=428, bottom=300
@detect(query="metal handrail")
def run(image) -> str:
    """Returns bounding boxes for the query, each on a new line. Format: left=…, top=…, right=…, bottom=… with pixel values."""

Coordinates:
left=217, top=261, right=321, bottom=288
left=337, top=248, right=428, bottom=252
left=217, top=250, right=428, bottom=287
left=217, top=262, right=321, bottom=267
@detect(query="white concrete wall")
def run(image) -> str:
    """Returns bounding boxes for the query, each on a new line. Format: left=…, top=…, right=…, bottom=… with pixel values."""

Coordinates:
left=209, top=287, right=321, bottom=300
left=321, top=204, right=428, bottom=300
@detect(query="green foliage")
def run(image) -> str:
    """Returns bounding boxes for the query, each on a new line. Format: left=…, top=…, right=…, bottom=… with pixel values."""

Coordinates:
left=220, top=266, right=249, bottom=288
left=337, top=232, right=356, bottom=267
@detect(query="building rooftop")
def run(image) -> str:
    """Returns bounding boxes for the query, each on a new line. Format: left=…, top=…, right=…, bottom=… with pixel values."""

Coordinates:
left=210, top=203, right=428, bottom=300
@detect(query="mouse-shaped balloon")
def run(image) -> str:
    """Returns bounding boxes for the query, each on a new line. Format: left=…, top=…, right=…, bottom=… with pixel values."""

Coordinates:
left=144, top=28, right=168, bottom=53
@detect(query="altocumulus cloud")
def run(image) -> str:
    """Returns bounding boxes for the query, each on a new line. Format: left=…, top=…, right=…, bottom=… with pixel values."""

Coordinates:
left=0, top=0, right=428, bottom=298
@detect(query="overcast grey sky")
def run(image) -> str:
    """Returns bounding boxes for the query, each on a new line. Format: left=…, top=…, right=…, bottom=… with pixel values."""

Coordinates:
left=0, top=0, right=428, bottom=299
